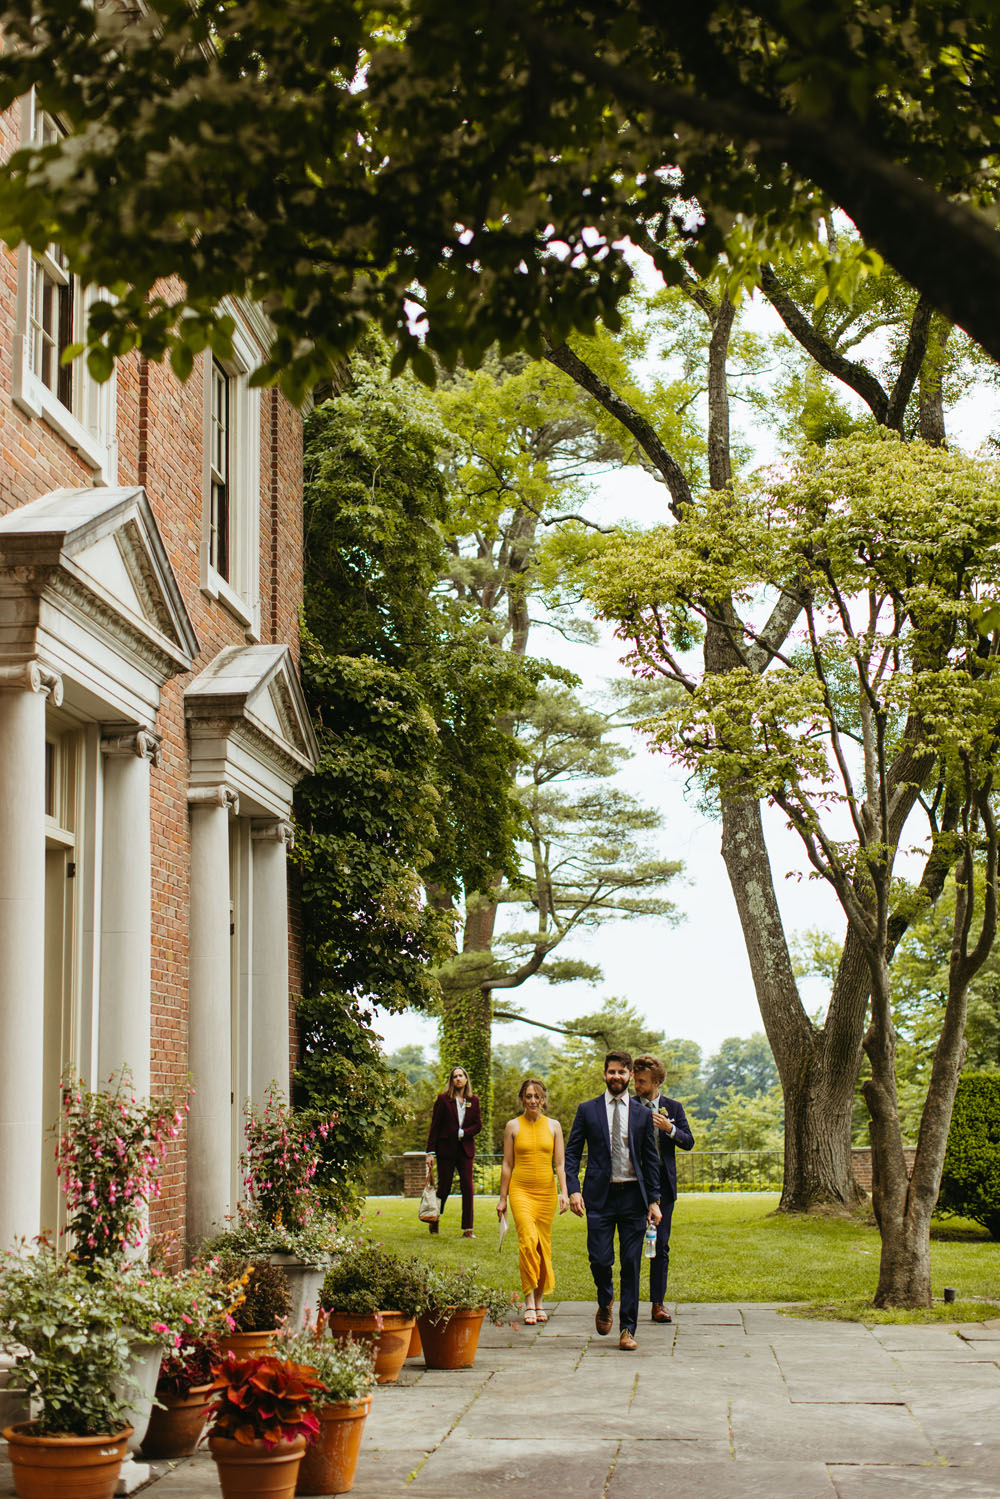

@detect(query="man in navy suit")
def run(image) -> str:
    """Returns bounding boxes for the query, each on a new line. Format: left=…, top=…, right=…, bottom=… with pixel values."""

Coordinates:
left=632, top=1053, right=695, bottom=1323
left=565, top=1051, right=662, bottom=1350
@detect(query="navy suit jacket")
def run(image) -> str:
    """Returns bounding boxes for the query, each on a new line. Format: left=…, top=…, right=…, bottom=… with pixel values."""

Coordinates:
left=647, top=1094, right=694, bottom=1203
left=426, top=1093, right=482, bottom=1160
left=564, top=1094, right=661, bottom=1211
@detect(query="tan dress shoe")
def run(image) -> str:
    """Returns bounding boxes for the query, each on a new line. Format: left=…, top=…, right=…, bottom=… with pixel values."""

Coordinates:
left=595, top=1303, right=614, bottom=1335
left=651, top=1303, right=672, bottom=1322
left=619, top=1330, right=638, bottom=1350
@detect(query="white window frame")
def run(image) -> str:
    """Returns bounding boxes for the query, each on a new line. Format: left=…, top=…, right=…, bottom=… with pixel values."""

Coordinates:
left=11, top=95, right=118, bottom=481
left=201, top=311, right=261, bottom=638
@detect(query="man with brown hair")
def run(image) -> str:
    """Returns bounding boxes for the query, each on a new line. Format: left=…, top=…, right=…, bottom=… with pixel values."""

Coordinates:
left=632, top=1053, right=695, bottom=1324
left=565, top=1051, right=662, bottom=1350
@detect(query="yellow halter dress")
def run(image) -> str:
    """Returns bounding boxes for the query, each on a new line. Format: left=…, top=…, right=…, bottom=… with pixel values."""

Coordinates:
left=508, top=1114, right=557, bottom=1295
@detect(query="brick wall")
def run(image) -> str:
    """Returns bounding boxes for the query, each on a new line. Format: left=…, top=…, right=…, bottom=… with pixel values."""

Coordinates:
left=851, top=1146, right=917, bottom=1192
left=0, top=172, right=307, bottom=1252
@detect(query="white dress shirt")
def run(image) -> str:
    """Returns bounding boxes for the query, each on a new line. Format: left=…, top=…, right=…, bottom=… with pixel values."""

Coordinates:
left=456, top=1096, right=467, bottom=1139
left=604, top=1088, right=636, bottom=1181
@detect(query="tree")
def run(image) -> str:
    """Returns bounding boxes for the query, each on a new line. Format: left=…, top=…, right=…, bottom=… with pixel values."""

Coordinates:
left=590, top=434, right=1000, bottom=1304
left=5, top=3, right=1000, bottom=392
left=542, top=235, right=982, bottom=1213
left=293, top=347, right=533, bottom=1190
left=701, top=1034, right=779, bottom=1114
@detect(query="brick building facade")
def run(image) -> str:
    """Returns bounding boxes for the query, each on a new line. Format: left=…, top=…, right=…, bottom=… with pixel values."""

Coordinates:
left=0, top=93, right=316, bottom=1252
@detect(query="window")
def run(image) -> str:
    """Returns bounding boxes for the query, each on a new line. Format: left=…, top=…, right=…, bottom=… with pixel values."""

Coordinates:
left=209, top=360, right=231, bottom=581
left=201, top=313, right=261, bottom=636
left=12, top=96, right=117, bottom=478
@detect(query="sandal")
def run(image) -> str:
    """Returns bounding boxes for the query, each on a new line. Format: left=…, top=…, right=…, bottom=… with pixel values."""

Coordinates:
left=523, top=1310, right=537, bottom=1325
left=535, top=1310, right=548, bottom=1323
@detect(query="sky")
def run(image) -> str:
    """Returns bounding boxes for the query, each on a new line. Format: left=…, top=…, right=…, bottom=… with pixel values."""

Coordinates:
left=373, top=299, right=1000, bottom=1069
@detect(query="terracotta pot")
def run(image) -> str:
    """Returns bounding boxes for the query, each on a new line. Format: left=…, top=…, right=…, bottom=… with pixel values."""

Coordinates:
left=407, top=1323, right=422, bottom=1359
left=324, top=1312, right=415, bottom=1385
left=295, top=1396, right=371, bottom=1496
left=416, top=1307, right=487, bottom=1370
left=218, top=1329, right=278, bottom=1360
left=139, top=1383, right=213, bottom=1459
left=3, top=1421, right=132, bottom=1499
left=209, top=1432, right=306, bottom=1499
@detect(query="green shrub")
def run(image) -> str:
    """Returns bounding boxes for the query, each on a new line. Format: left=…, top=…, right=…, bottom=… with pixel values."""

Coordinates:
left=321, top=1240, right=429, bottom=1317
left=938, top=1073, right=1000, bottom=1239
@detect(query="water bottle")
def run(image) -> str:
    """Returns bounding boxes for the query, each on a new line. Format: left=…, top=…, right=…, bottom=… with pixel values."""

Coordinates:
left=643, top=1221, right=657, bottom=1258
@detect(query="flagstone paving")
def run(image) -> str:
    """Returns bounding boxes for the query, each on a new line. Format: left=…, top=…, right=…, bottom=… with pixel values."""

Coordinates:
left=1, top=1301, right=997, bottom=1497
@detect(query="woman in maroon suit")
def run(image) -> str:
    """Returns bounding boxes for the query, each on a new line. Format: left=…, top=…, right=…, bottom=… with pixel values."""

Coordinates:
left=425, top=1065, right=482, bottom=1237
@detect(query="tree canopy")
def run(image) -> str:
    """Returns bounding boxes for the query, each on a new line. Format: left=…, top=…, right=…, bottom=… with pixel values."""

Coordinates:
left=6, top=2, right=1000, bottom=395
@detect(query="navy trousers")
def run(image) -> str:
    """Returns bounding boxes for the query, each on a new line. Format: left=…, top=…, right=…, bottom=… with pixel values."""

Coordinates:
left=436, top=1152, right=474, bottom=1230
left=586, top=1181, right=645, bottom=1333
left=648, top=1196, right=675, bottom=1303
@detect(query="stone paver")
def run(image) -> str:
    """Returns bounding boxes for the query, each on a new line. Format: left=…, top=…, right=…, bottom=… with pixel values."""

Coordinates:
left=0, top=1302, right=995, bottom=1497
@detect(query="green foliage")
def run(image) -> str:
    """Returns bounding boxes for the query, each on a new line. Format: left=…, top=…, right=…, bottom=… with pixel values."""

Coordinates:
left=320, top=1241, right=430, bottom=1318
left=6, top=3, right=1000, bottom=390
left=701, top=1034, right=779, bottom=1114
left=938, top=1075, right=1000, bottom=1239
left=274, top=1324, right=375, bottom=1404
left=211, top=1255, right=292, bottom=1334
left=421, top=1264, right=516, bottom=1325
left=0, top=1246, right=138, bottom=1436
left=700, top=1087, right=785, bottom=1153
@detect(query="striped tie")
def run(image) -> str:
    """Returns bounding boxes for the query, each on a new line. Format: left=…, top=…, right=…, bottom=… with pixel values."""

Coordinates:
left=611, top=1096, right=628, bottom=1178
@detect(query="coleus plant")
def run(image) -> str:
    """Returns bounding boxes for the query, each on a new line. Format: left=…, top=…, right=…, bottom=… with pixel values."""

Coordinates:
left=208, top=1354, right=327, bottom=1449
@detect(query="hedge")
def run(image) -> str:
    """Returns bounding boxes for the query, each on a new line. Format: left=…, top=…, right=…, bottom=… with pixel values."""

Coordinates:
left=937, top=1072, right=1000, bottom=1239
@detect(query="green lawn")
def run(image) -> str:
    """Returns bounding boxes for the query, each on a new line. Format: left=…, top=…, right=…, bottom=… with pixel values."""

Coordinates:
left=358, top=1193, right=1000, bottom=1313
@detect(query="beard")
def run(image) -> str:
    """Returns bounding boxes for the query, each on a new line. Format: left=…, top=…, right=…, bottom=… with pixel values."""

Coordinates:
left=606, top=1076, right=629, bottom=1095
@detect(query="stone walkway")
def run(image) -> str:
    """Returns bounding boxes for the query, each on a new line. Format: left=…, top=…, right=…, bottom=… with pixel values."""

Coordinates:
left=3, top=1302, right=999, bottom=1497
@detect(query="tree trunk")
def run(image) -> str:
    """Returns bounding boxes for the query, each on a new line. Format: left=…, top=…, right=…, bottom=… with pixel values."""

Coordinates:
left=438, top=891, right=499, bottom=1137
left=720, top=792, right=865, bottom=1208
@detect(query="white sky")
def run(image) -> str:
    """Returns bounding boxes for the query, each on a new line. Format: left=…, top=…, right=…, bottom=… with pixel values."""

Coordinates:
left=374, top=300, right=1000, bottom=1066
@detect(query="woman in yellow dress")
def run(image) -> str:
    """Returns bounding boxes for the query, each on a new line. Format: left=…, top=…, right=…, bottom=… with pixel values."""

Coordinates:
left=496, top=1078, right=569, bottom=1324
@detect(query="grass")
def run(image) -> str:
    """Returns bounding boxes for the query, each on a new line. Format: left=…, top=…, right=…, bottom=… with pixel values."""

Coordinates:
left=357, top=1193, right=1000, bottom=1320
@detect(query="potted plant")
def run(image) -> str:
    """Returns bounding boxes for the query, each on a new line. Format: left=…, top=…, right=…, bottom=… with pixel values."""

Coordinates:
left=275, top=1316, right=375, bottom=1496
left=140, top=1335, right=219, bottom=1460
left=319, top=1242, right=428, bottom=1385
left=52, top=1068, right=189, bottom=1453
left=224, top=1085, right=339, bottom=1326
left=0, top=1244, right=137, bottom=1499
left=211, top=1250, right=292, bottom=1357
left=207, top=1352, right=326, bottom=1499
left=417, top=1265, right=514, bottom=1371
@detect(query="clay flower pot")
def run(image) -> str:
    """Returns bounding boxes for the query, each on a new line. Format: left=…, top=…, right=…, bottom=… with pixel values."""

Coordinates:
left=324, top=1312, right=414, bottom=1385
left=295, top=1396, right=371, bottom=1496
left=209, top=1432, right=307, bottom=1499
left=139, top=1383, right=213, bottom=1460
left=407, top=1323, right=422, bottom=1359
left=416, top=1307, right=487, bottom=1370
left=218, top=1329, right=278, bottom=1360
left=3, top=1421, right=132, bottom=1499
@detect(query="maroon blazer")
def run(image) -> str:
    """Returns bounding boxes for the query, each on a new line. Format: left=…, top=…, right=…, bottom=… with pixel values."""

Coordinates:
left=426, top=1093, right=482, bottom=1160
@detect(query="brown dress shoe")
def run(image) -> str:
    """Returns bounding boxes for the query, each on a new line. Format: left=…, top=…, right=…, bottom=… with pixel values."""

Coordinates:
left=619, top=1329, right=638, bottom=1350
left=595, top=1303, right=614, bottom=1335
left=651, top=1303, right=672, bottom=1323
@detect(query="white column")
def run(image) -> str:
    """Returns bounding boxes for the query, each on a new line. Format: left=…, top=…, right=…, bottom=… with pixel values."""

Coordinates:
left=98, top=729, right=158, bottom=1098
left=187, top=785, right=237, bottom=1244
left=250, top=820, right=294, bottom=1104
left=0, top=663, right=62, bottom=1245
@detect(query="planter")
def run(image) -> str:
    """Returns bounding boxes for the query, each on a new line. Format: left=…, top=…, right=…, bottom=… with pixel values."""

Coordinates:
left=115, top=1339, right=162, bottom=1453
left=407, top=1323, right=422, bottom=1359
left=218, top=1329, right=279, bottom=1360
left=416, top=1307, right=487, bottom=1370
left=139, top=1383, right=213, bottom=1460
left=209, top=1432, right=306, bottom=1499
left=324, top=1312, right=414, bottom=1386
left=295, top=1396, right=371, bottom=1496
left=3, top=1421, right=132, bottom=1499
left=268, top=1256, right=326, bottom=1330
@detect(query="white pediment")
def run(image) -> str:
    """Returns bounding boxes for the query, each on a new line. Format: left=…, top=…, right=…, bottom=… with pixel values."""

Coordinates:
left=0, top=486, right=199, bottom=672
left=185, top=645, right=318, bottom=815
